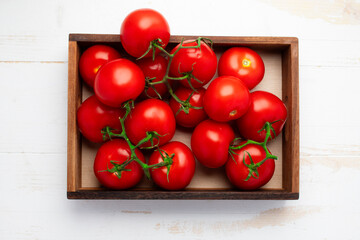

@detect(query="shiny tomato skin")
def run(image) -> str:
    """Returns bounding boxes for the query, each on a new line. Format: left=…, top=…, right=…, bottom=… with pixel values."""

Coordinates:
left=120, top=8, right=170, bottom=58
left=226, top=143, right=275, bottom=190
left=191, top=119, right=235, bottom=168
left=149, top=141, right=196, bottom=190
left=169, top=87, right=207, bottom=128
left=203, top=76, right=250, bottom=122
left=236, top=91, right=287, bottom=142
left=79, top=45, right=121, bottom=88
left=77, top=96, right=124, bottom=143
left=218, top=47, right=265, bottom=90
left=94, top=59, right=145, bottom=107
left=137, top=55, right=168, bottom=99
left=125, top=99, right=176, bottom=148
left=169, top=40, right=217, bottom=89
left=94, top=139, right=145, bottom=189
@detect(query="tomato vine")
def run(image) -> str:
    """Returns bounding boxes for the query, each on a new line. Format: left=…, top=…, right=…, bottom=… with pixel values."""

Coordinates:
left=101, top=101, right=173, bottom=179
left=229, top=121, right=279, bottom=181
left=100, top=38, right=210, bottom=180
left=139, top=37, right=212, bottom=114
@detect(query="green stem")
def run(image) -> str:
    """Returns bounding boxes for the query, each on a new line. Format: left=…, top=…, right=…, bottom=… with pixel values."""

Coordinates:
left=102, top=101, right=173, bottom=179
left=166, top=75, right=189, bottom=80
left=145, top=37, right=210, bottom=114
left=101, top=37, right=213, bottom=181
left=229, top=122, right=278, bottom=181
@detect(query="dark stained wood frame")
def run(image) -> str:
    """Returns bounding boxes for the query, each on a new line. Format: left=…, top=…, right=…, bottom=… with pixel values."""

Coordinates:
left=67, top=34, right=299, bottom=200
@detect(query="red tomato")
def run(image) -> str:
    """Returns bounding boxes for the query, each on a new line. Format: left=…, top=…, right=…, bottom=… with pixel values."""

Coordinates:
left=94, top=139, right=145, bottom=189
left=169, top=40, right=217, bottom=89
left=236, top=91, right=287, bottom=142
left=218, top=47, right=265, bottom=90
left=120, top=8, right=170, bottom=58
left=77, top=95, right=124, bottom=143
left=203, top=76, right=250, bottom=122
left=94, top=59, right=145, bottom=107
left=79, top=45, right=121, bottom=88
left=191, top=120, right=235, bottom=168
left=169, top=87, right=207, bottom=128
left=226, top=143, right=275, bottom=190
left=125, top=99, right=176, bottom=148
left=149, top=141, right=195, bottom=190
left=137, top=55, right=168, bottom=99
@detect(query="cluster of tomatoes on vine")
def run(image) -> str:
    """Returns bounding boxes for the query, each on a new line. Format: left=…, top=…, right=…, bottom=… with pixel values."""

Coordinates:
left=76, top=8, right=288, bottom=191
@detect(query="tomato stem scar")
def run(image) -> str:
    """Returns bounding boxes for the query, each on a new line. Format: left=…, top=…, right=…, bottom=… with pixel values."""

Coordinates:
left=242, top=58, right=251, bottom=67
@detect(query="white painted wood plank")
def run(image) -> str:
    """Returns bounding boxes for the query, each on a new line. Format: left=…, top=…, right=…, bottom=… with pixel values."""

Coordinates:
left=300, top=39, right=360, bottom=67
left=300, top=65, right=360, bottom=156
left=0, top=0, right=359, bottom=38
left=0, top=62, right=67, bottom=154
left=0, top=35, right=68, bottom=62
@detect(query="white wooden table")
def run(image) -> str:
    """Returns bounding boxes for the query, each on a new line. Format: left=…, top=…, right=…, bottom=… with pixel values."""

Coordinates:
left=1, top=0, right=360, bottom=239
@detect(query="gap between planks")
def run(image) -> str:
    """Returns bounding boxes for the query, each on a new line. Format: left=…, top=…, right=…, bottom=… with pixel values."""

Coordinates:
left=0, top=61, right=66, bottom=64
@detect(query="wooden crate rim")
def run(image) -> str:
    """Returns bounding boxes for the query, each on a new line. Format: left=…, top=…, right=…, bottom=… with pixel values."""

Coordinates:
left=68, top=189, right=299, bottom=200
left=67, top=34, right=299, bottom=200
left=69, top=33, right=298, bottom=45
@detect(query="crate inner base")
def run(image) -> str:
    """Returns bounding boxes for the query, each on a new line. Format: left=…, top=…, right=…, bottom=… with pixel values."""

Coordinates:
left=80, top=49, right=283, bottom=191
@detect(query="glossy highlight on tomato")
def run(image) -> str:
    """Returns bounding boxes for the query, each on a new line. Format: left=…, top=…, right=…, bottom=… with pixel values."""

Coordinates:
left=125, top=99, right=176, bottom=148
left=218, top=47, right=265, bottom=90
left=226, top=143, right=275, bottom=190
left=94, top=139, right=145, bottom=189
left=191, top=119, right=235, bottom=168
left=149, top=141, right=196, bottom=190
left=203, top=76, right=250, bottom=122
left=120, top=8, right=170, bottom=58
left=236, top=91, right=287, bottom=142
left=169, top=87, right=207, bottom=128
left=79, top=45, right=121, bottom=88
left=94, top=59, right=145, bottom=108
left=77, top=95, right=124, bottom=143
left=169, top=40, right=217, bottom=89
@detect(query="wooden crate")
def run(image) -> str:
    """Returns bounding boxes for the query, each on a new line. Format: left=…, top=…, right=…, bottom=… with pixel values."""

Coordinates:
left=67, top=34, right=299, bottom=200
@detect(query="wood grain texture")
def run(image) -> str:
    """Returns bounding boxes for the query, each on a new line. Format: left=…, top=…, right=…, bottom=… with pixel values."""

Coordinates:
left=67, top=41, right=81, bottom=192
left=282, top=41, right=300, bottom=193
left=70, top=34, right=297, bottom=50
left=67, top=190, right=298, bottom=200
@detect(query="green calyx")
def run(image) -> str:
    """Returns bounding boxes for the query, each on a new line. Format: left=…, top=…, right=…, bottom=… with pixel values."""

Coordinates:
left=242, top=152, right=259, bottom=181
left=149, top=148, right=174, bottom=182
left=257, top=120, right=282, bottom=140
left=229, top=121, right=279, bottom=181
left=100, top=100, right=173, bottom=180
left=178, top=63, right=203, bottom=92
left=137, top=38, right=165, bottom=61
left=144, top=76, right=163, bottom=99
left=99, top=160, right=132, bottom=179
left=136, top=131, right=167, bottom=150
left=138, top=37, right=210, bottom=115
left=175, top=90, right=203, bottom=116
